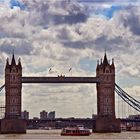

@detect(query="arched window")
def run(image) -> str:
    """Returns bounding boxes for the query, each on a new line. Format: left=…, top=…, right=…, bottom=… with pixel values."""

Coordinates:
left=106, top=76, right=109, bottom=81
left=106, top=69, right=110, bottom=73
left=12, top=67, right=17, bottom=73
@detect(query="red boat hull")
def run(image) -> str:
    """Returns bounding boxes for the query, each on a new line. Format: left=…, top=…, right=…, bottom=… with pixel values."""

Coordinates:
left=61, top=133, right=91, bottom=136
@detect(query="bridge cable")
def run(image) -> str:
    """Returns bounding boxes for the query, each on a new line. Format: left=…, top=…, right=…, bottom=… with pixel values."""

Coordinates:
left=115, top=88, right=139, bottom=112
left=115, top=84, right=140, bottom=104
left=0, top=84, right=5, bottom=92
left=115, top=85, right=140, bottom=110
left=116, top=89, right=140, bottom=109
left=115, top=88, right=140, bottom=112
left=115, top=84, right=140, bottom=107
left=115, top=84, right=140, bottom=112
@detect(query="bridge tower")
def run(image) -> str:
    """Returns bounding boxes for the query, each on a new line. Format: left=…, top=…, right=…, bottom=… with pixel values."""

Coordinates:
left=95, top=53, right=121, bottom=132
left=0, top=53, right=26, bottom=134
left=5, top=53, right=22, bottom=119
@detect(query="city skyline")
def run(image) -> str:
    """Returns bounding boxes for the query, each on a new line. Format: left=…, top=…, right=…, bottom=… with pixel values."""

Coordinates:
left=0, top=0, right=140, bottom=118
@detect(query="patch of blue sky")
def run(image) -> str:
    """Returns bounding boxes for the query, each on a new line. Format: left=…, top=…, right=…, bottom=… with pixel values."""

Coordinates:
left=101, top=5, right=122, bottom=19
left=116, top=76, right=140, bottom=88
left=10, top=0, right=26, bottom=10
left=93, top=5, right=122, bottom=19
left=78, top=0, right=140, bottom=3
left=0, top=0, right=4, bottom=3
left=79, top=58, right=97, bottom=73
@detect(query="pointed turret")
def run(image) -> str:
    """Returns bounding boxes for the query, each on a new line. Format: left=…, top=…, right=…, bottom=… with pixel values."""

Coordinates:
left=100, top=58, right=102, bottom=65
left=5, top=58, right=10, bottom=69
left=96, top=60, right=99, bottom=70
left=103, top=52, right=109, bottom=66
left=111, top=58, right=115, bottom=69
left=18, top=58, right=22, bottom=69
left=11, top=52, right=16, bottom=66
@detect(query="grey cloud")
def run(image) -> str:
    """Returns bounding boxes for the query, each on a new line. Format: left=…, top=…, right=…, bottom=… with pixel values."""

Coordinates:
left=61, top=35, right=124, bottom=52
left=63, top=40, right=90, bottom=49
left=123, top=14, right=140, bottom=36
left=64, top=13, right=87, bottom=24
left=118, top=7, right=140, bottom=36
left=27, top=0, right=88, bottom=26
left=0, top=14, right=26, bottom=39
left=42, top=13, right=87, bottom=25
left=78, top=0, right=140, bottom=3
left=78, top=0, right=115, bottom=2
left=94, top=35, right=124, bottom=51
left=0, top=40, right=33, bottom=55
left=0, top=29, right=26, bottom=39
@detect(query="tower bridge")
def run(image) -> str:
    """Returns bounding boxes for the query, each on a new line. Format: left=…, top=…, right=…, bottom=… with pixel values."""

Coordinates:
left=0, top=52, right=131, bottom=133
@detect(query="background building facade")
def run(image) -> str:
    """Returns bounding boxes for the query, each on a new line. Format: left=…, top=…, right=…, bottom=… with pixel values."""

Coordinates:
left=48, top=111, right=55, bottom=119
left=40, top=110, right=48, bottom=120
left=21, top=110, right=29, bottom=120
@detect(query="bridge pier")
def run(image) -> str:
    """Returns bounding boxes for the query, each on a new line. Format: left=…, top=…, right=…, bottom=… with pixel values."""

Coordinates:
left=95, top=117, right=121, bottom=133
left=0, top=119, right=26, bottom=134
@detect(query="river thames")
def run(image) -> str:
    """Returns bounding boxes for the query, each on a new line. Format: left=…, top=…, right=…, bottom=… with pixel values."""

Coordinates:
left=0, top=130, right=139, bottom=140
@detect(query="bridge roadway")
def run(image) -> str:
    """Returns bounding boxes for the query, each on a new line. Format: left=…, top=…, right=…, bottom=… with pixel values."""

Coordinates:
left=26, top=118, right=140, bottom=129
left=22, top=76, right=100, bottom=83
left=27, top=118, right=140, bottom=124
left=27, top=118, right=95, bottom=129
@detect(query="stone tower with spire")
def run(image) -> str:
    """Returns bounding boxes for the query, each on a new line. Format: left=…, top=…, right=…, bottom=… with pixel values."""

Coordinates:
left=95, top=53, right=120, bottom=132
left=5, top=53, right=22, bottom=119
left=1, top=53, right=26, bottom=134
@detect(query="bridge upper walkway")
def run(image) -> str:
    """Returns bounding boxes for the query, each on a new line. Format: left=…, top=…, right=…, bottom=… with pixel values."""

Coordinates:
left=22, top=76, right=100, bottom=83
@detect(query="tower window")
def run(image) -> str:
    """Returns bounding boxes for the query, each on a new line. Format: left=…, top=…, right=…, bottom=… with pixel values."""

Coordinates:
left=10, top=107, right=17, bottom=114
left=11, top=75, right=17, bottom=82
left=10, top=98, right=16, bottom=104
left=12, top=67, right=17, bottom=73
left=106, top=69, right=109, bottom=73
left=13, top=76, right=15, bottom=80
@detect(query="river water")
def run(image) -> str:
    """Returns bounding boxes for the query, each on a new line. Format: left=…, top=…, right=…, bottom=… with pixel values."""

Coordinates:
left=0, top=130, right=139, bottom=140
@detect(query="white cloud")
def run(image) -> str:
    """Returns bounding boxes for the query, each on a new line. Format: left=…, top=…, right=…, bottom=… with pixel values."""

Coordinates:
left=0, top=0, right=140, bottom=118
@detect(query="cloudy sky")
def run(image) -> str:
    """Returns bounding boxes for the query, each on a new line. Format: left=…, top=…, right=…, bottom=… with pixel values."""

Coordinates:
left=0, top=0, right=140, bottom=118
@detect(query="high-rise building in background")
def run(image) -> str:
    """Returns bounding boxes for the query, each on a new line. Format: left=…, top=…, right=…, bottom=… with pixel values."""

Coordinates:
left=48, top=111, right=55, bottom=119
left=21, top=110, right=29, bottom=120
left=40, top=110, right=48, bottom=120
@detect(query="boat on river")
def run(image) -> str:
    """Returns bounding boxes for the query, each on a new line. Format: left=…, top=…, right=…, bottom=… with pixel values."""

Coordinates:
left=126, top=126, right=140, bottom=131
left=61, top=126, right=91, bottom=136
